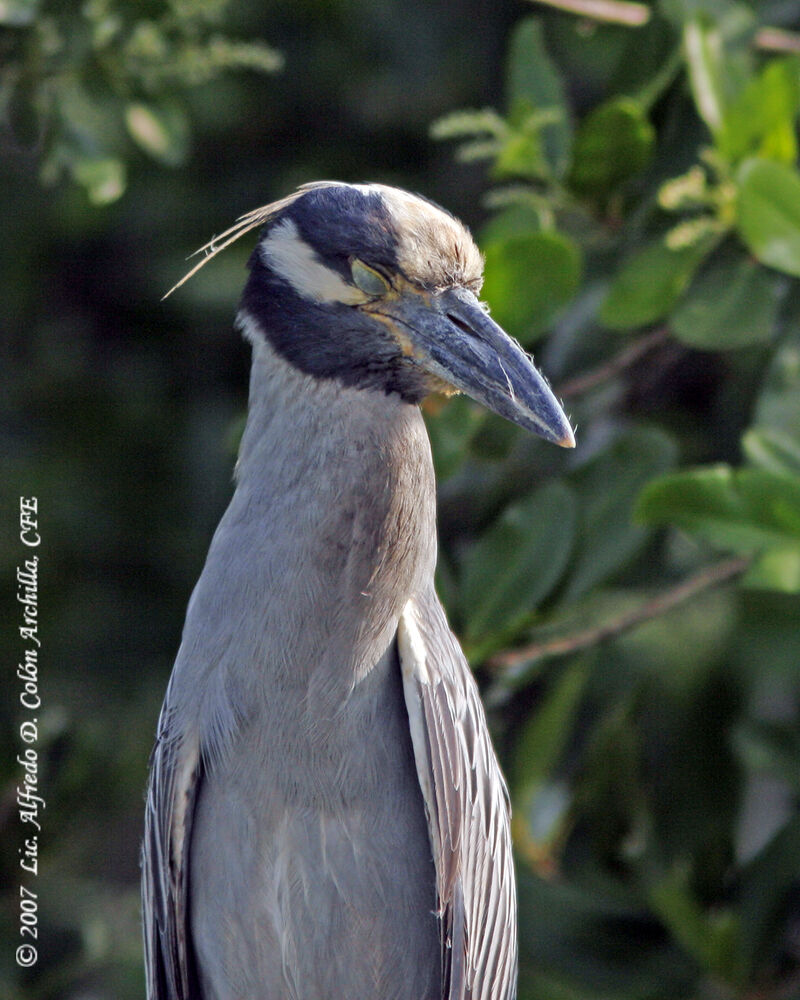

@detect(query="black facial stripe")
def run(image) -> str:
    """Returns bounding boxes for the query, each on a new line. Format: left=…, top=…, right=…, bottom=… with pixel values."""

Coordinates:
left=286, top=186, right=400, bottom=282
left=240, top=255, right=428, bottom=403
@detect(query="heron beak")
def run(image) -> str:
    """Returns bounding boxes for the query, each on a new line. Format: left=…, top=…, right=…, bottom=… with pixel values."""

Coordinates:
left=374, top=286, right=575, bottom=448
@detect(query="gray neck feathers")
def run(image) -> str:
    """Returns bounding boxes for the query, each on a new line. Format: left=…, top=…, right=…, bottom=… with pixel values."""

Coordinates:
left=170, top=315, right=437, bottom=762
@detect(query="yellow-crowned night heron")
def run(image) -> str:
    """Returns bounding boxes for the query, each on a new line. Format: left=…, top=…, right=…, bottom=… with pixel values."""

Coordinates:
left=142, top=181, right=574, bottom=1000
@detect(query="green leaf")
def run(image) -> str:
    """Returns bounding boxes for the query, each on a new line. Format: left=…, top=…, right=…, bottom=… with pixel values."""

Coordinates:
left=637, top=466, right=800, bottom=550
left=125, top=101, right=189, bottom=167
left=482, top=232, right=581, bottom=345
left=734, top=720, right=800, bottom=788
left=563, top=427, right=678, bottom=600
left=742, top=428, right=800, bottom=478
left=738, top=816, right=800, bottom=975
left=600, top=237, right=713, bottom=330
left=424, top=395, right=486, bottom=481
left=71, top=157, right=126, bottom=205
left=513, top=662, right=589, bottom=847
left=752, top=327, right=800, bottom=436
left=736, top=158, right=800, bottom=277
left=429, top=108, right=507, bottom=142
left=492, top=123, right=550, bottom=181
left=506, top=17, right=564, bottom=113
left=514, top=661, right=589, bottom=790
left=513, top=659, right=589, bottom=853
left=460, top=481, right=577, bottom=643
left=682, top=18, right=725, bottom=134
left=637, top=466, right=800, bottom=591
left=568, top=98, right=655, bottom=199
left=657, top=0, right=733, bottom=27
left=505, top=16, right=571, bottom=175
left=480, top=204, right=543, bottom=245
left=718, top=58, right=800, bottom=166
left=745, top=546, right=800, bottom=593
left=0, top=0, right=39, bottom=26
left=517, top=872, right=697, bottom=995
left=670, top=252, right=783, bottom=349
left=648, top=864, right=746, bottom=984
left=468, top=412, right=519, bottom=462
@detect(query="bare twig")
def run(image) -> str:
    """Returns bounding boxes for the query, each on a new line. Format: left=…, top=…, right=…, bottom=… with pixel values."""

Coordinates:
left=527, top=0, right=650, bottom=27
left=528, top=0, right=797, bottom=54
left=488, top=555, right=751, bottom=676
left=754, top=27, right=800, bottom=54
left=556, top=327, right=669, bottom=400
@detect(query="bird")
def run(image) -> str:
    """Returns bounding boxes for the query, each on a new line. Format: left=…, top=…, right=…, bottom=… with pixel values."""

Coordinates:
left=142, top=180, right=574, bottom=1000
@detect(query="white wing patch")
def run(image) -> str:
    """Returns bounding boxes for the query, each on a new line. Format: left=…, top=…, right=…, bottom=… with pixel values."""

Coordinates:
left=259, top=218, right=368, bottom=305
left=398, top=601, right=435, bottom=823
left=168, top=731, right=201, bottom=873
left=398, top=601, right=430, bottom=684
left=142, top=709, right=204, bottom=1000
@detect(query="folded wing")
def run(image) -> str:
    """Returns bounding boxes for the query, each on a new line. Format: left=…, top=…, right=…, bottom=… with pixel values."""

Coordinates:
left=398, top=587, right=518, bottom=1000
left=141, top=682, right=202, bottom=1000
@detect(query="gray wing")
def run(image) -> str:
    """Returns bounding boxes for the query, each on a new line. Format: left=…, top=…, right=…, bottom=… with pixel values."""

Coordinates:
left=398, top=587, right=518, bottom=1000
left=141, top=679, right=202, bottom=1000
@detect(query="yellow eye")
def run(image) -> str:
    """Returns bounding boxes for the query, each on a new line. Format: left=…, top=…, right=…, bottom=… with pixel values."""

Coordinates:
left=351, top=259, right=390, bottom=296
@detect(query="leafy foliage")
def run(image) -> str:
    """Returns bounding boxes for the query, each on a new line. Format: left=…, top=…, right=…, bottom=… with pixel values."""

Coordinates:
left=428, top=3, right=800, bottom=997
left=2, top=1, right=800, bottom=999
left=639, top=466, right=800, bottom=590
left=0, top=0, right=281, bottom=203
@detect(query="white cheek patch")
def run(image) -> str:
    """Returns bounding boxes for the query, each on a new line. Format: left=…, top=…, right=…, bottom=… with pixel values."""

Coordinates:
left=259, top=218, right=367, bottom=305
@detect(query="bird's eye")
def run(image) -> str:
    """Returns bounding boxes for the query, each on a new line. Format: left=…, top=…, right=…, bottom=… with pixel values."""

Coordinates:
left=351, top=260, right=390, bottom=296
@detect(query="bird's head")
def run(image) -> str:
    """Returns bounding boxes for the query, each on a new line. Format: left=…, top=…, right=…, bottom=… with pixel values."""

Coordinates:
left=169, top=181, right=574, bottom=448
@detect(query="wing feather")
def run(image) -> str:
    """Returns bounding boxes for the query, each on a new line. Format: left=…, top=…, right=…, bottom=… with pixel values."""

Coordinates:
left=398, top=588, right=517, bottom=1000
left=141, top=683, right=202, bottom=1000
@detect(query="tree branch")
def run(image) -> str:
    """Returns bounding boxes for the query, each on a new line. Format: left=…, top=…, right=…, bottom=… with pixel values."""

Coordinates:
left=556, top=326, right=669, bottom=400
left=527, top=0, right=651, bottom=27
left=488, top=554, right=751, bottom=676
left=528, top=0, right=798, bottom=54
left=754, top=27, right=800, bottom=55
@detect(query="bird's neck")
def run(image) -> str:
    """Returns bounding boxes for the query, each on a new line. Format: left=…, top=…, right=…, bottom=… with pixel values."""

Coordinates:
left=167, top=324, right=438, bottom=773
left=229, top=322, right=438, bottom=681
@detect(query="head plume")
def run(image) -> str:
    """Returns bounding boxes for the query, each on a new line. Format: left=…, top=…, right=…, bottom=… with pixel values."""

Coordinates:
left=163, top=182, right=349, bottom=299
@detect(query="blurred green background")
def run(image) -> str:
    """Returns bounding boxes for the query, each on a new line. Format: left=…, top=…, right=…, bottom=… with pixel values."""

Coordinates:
left=3, top=1, right=800, bottom=998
